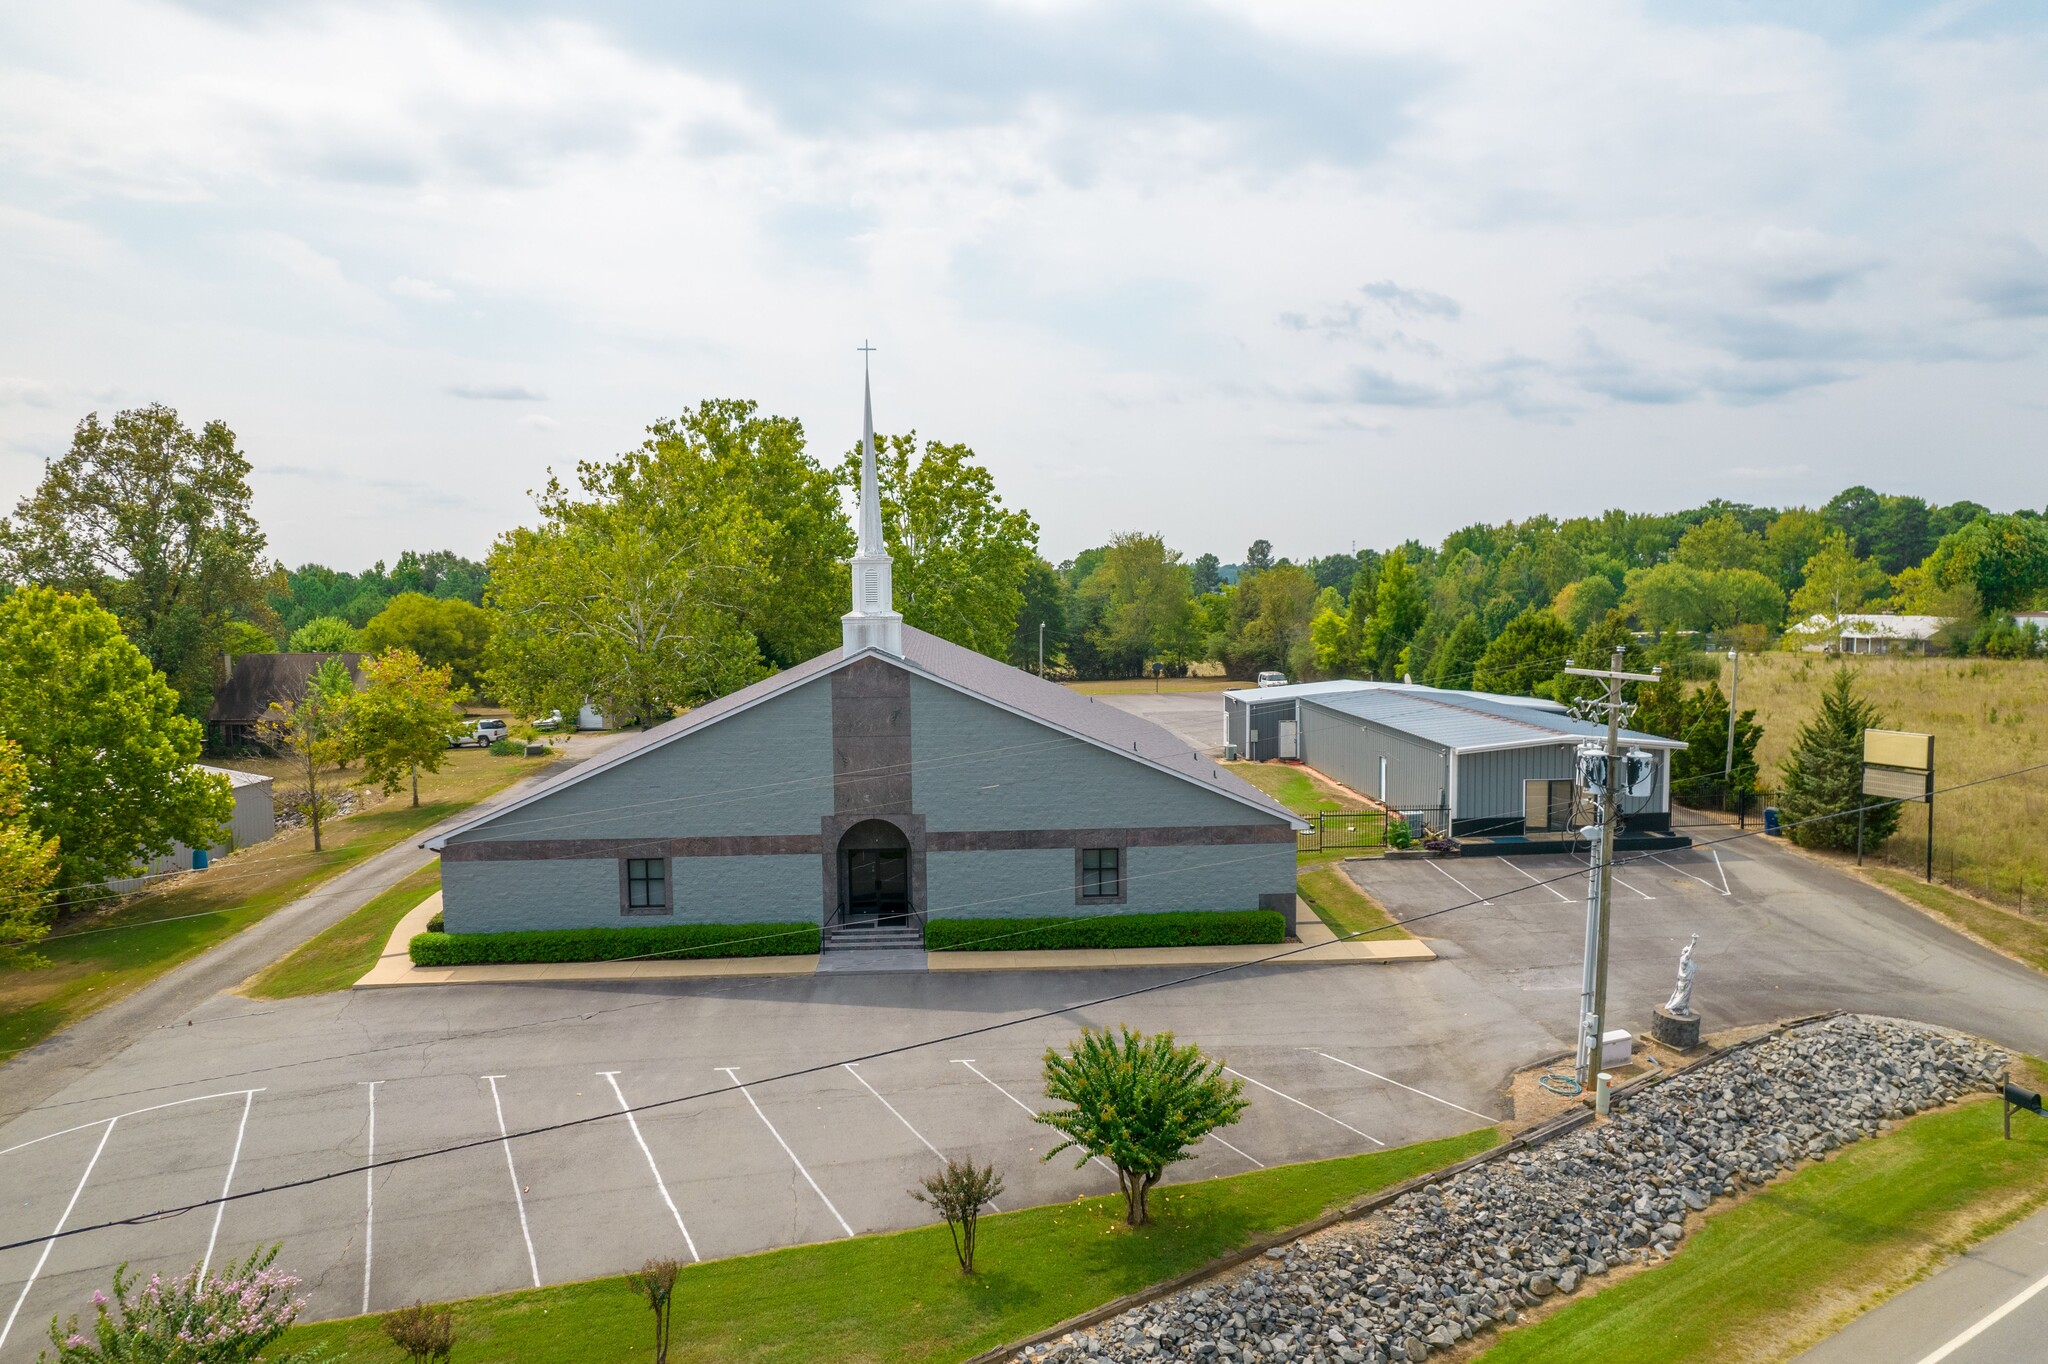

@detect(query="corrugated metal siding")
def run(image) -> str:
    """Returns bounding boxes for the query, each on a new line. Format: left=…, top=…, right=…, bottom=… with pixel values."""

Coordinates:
left=1456, top=745, right=1576, bottom=826
left=1299, top=700, right=1448, bottom=810
left=1244, top=700, right=1296, bottom=761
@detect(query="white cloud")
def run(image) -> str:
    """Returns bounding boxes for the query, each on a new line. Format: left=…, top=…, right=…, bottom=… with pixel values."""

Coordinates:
left=0, top=0, right=2042, bottom=567
left=0, top=376, right=52, bottom=406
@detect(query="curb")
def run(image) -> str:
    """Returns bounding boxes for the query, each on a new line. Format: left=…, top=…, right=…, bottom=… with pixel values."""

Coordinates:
left=962, top=1008, right=1845, bottom=1364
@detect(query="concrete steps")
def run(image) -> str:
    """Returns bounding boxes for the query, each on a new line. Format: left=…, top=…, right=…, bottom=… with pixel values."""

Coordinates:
left=823, top=922, right=925, bottom=952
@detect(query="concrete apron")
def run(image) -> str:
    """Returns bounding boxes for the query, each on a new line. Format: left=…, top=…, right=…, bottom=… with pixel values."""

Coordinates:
left=353, top=895, right=1435, bottom=988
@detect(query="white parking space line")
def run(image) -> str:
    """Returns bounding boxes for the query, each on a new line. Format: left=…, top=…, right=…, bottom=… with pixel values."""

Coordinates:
left=1203, top=1134, right=1266, bottom=1169
left=199, top=1089, right=256, bottom=1279
left=0, top=1087, right=267, bottom=1159
left=1426, top=860, right=1493, bottom=906
left=481, top=1076, right=541, bottom=1288
left=1611, top=872, right=1657, bottom=901
left=1912, top=1264, right=2048, bottom=1364
left=1312, top=1052, right=1495, bottom=1123
left=1712, top=848, right=1732, bottom=896
left=1651, top=853, right=1730, bottom=896
left=359, top=1082, right=378, bottom=1314
left=0, top=1117, right=117, bottom=1351
left=600, top=1072, right=700, bottom=1261
left=951, top=1060, right=1116, bottom=1175
left=715, top=1067, right=854, bottom=1237
left=1222, top=1067, right=1384, bottom=1146
left=1502, top=860, right=1572, bottom=902
left=842, top=1064, right=1007, bottom=1209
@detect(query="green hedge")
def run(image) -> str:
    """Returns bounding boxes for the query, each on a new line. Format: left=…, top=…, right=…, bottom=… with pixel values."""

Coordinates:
left=409, top=921, right=819, bottom=966
left=925, top=910, right=1285, bottom=952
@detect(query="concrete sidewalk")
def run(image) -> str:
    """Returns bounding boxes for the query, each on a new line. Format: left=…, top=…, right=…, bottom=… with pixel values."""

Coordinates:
left=353, top=896, right=1434, bottom=987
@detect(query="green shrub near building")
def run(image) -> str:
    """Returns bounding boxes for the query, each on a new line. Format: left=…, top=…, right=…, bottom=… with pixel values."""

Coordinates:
left=409, top=921, right=819, bottom=965
left=925, top=910, right=1283, bottom=952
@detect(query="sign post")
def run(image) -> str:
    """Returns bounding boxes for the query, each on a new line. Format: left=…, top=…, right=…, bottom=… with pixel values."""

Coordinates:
left=1861, top=729, right=1935, bottom=882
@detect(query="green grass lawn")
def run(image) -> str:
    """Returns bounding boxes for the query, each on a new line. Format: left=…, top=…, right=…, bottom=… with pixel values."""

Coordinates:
left=283, top=1128, right=1497, bottom=1364
left=1298, top=863, right=1408, bottom=940
left=0, top=750, right=548, bottom=1060
left=1474, top=1092, right=2048, bottom=1364
left=1864, top=867, right=2048, bottom=975
left=1226, top=761, right=1375, bottom=819
left=242, top=862, right=441, bottom=998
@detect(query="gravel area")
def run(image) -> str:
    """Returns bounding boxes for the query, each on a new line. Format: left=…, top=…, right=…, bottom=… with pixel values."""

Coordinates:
left=1016, top=1015, right=2009, bottom=1364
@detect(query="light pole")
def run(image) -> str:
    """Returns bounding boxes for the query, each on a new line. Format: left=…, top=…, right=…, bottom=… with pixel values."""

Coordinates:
left=1038, top=621, right=1045, bottom=679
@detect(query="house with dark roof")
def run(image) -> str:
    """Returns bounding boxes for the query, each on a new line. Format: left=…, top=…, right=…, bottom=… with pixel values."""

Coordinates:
left=424, top=373, right=1303, bottom=949
left=206, top=652, right=364, bottom=750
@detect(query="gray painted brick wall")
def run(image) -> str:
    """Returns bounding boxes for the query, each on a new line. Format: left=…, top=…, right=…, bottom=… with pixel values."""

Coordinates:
left=927, top=843, right=1295, bottom=920
left=444, top=683, right=834, bottom=846
left=909, top=677, right=1282, bottom=831
left=443, top=855, right=821, bottom=933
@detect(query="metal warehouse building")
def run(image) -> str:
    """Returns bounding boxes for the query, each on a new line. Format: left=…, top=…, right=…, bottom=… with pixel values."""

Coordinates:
left=1225, top=681, right=1688, bottom=849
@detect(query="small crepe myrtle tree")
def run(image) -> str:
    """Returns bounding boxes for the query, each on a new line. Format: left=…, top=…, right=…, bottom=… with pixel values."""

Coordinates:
left=910, top=1158, right=1004, bottom=1273
left=43, top=1245, right=331, bottom=1363
left=381, top=1299, right=456, bottom=1362
left=625, top=1257, right=684, bottom=1364
left=1036, top=1026, right=1248, bottom=1226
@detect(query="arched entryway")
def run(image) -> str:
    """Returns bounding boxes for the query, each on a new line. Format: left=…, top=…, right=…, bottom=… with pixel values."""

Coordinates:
left=838, top=818, right=911, bottom=926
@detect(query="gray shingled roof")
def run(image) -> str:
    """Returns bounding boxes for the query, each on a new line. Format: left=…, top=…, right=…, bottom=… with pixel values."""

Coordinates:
left=425, top=627, right=1299, bottom=848
left=1303, top=688, right=1683, bottom=753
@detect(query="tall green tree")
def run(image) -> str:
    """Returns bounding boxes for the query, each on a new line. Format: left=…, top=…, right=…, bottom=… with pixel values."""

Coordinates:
left=1471, top=606, right=1575, bottom=696
left=842, top=433, right=1039, bottom=659
left=1077, top=533, right=1194, bottom=676
left=1622, top=562, right=1709, bottom=635
left=1777, top=670, right=1900, bottom=851
left=1009, top=557, right=1069, bottom=675
left=1220, top=562, right=1317, bottom=676
left=1674, top=513, right=1767, bottom=573
left=1035, top=1026, right=1248, bottom=1227
left=1788, top=534, right=1889, bottom=621
left=1924, top=513, right=2048, bottom=612
left=1363, top=550, right=1427, bottom=679
left=488, top=401, right=847, bottom=723
left=1189, top=552, right=1222, bottom=596
left=0, top=587, right=233, bottom=897
left=1428, top=613, right=1488, bottom=689
left=287, top=616, right=361, bottom=653
left=0, top=405, right=272, bottom=713
left=359, top=593, right=493, bottom=696
left=0, top=739, right=61, bottom=969
left=1667, top=680, right=1762, bottom=808
left=348, top=648, right=464, bottom=807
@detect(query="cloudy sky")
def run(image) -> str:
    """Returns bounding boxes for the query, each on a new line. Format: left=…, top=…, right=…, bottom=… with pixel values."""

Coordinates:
left=2, top=1, right=2044, bottom=570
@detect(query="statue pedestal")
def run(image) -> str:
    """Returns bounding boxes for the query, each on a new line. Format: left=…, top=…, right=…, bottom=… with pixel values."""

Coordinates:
left=1652, top=1006, right=1701, bottom=1052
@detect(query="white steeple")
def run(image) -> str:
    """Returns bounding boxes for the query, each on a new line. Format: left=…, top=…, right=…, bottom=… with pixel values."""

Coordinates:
left=843, top=347, right=903, bottom=657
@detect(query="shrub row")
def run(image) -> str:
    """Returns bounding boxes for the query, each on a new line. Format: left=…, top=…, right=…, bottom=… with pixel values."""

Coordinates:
left=409, top=922, right=820, bottom=966
left=924, top=909, right=1285, bottom=952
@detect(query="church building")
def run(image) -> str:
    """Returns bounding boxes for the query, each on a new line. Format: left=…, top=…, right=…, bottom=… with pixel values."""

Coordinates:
left=424, top=371, right=1303, bottom=948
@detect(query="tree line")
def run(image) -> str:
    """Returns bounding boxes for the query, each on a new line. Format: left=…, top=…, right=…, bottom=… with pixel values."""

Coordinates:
left=1037, top=491, right=2048, bottom=686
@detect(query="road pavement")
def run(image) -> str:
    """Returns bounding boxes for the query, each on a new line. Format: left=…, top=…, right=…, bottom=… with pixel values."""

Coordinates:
left=1796, top=1203, right=2048, bottom=1364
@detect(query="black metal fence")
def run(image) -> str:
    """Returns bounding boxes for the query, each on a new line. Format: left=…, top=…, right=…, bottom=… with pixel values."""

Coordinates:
left=1296, top=808, right=1448, bottom=854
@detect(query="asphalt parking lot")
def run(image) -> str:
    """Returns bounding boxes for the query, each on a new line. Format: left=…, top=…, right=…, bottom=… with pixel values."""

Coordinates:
left=0, top=969, right=1506, bottom=1350
left=5, top=831, right=2047, bottom=1352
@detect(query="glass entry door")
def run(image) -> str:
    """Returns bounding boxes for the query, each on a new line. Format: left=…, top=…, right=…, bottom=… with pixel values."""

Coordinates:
left=845, top=848, right=910, bottom=924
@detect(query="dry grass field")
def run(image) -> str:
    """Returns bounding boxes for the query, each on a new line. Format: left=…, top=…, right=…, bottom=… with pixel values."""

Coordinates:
left=1729, top=652, right=2048, bottom=905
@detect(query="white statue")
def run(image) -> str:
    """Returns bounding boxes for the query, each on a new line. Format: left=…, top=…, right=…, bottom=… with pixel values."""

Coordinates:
left=1663, top=934, right=1699, bottom=1016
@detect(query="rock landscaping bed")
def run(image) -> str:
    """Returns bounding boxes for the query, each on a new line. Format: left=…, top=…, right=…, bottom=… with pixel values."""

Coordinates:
left=1012, top=1015, right=2008, bottom=1364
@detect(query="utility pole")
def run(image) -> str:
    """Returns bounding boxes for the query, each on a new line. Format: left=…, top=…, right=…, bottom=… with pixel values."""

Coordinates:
left=1565, top=645, right=1662, bottom=1089
left=1725, top=648, right=1742, bottom=826
left=1038, top=622, right=1046, bottom=678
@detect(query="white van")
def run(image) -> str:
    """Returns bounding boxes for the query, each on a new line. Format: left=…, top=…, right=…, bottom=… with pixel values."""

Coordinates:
left=1256, top=671, right=1288, bottom=688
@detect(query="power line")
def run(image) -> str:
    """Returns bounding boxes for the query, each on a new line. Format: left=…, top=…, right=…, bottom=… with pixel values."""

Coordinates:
left=5, top=757, right=2043, bottom=1256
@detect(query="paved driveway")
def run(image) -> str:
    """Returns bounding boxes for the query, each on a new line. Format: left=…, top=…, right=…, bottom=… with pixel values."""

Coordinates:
left=3, top=833, right=2046, bottom=1352
left=1097, top=691, right=1228, bottom=756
